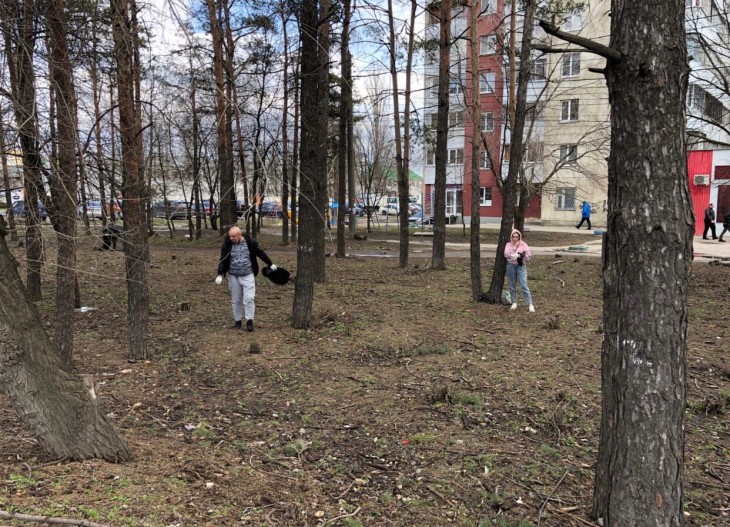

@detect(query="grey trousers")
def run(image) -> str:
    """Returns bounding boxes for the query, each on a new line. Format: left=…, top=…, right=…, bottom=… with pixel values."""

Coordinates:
left=228, top=273, right=255, bottom=322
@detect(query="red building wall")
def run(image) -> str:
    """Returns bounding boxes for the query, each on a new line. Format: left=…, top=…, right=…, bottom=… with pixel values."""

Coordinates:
left=687, top=150, right=713, bottom=235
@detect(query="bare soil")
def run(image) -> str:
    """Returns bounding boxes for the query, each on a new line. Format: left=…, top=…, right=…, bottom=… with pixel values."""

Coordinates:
left=0, top=226, right=728, bottom=527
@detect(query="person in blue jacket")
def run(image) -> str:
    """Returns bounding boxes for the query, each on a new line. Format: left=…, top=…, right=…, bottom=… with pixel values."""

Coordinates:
left=575, top=200, right=592, bottom=230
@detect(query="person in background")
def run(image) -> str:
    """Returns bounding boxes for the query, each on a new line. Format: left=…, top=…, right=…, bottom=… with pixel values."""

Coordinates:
left=215, top=226, right=275, bottom=332
left=101, top=221, right=122, bottom=250
left=575, top=200, right=592, bottom=230
left=703, top=203, right=717, bottom=240
left=504, top=229, right=535, bottom=313
left=718, top=209, right=730, bottom=243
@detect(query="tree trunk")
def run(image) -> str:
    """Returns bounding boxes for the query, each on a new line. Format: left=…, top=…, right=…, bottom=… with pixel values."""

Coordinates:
left=0, top=107, right=18, bottom=242
left=468, top=0, right=482, bottom=301
left=280, top=1, right=291, bottom=245
left=312, top=0, right=329, bottom=283
left=484, top=0, right=535, bottom=303
left=111, top=0, right=150, bottom=361
left=592, top=2, right=691, bottom=525
left=291, top=57, right=300, bottom=243
left=0, top=218, right=132, bottom=462
left=206, top=0, right=235, bottom=231
left=336, top=0, right=351, bottom=258
left=431, top=0, right=451, bottom=270
left=292, top=0, right=327, bottom=327
left=513, top=181, right=528, bottom=234
left=47, top=0, right=79, bottom=368
left=4, top=0, right=45, bottom=300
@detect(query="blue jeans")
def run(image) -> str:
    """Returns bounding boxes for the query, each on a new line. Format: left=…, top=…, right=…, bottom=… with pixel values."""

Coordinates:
left=506, top=264, right=532, bottom=305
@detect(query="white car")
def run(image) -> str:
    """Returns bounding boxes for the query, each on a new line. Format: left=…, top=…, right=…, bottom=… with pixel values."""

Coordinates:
left=381, top=204, right=399, bottom=216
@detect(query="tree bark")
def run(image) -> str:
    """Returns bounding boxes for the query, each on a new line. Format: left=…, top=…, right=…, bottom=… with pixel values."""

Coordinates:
left=468, top=0, right=482, bottom=301
left=0, top=217, right=132, bottom=462
left=3, top=0, right=45, bottom=300
left=431, top=0, right=451, bottom=270
left=292, top=0, right=327, bottom=327
left=280, top=1, right=291, bottom=245
left=0, top=106, right=18, bottom=242
left=336, top=0, right=351, bottom=258
left=111, top=0, right=150, bottom=361
left=484, top=0, right=535, bottom=303
left=592, top=2, right=691, bottom=525
left=47, top=0, right=79, bottom=368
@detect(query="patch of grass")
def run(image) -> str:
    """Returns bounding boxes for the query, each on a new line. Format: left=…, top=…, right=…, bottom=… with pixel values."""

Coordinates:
left=409, top=432, right=438, bottom=444
left=9, top=474, right=40, bottom=490
left=452, top=391, right=484, bottom=409
left=283, top=438, right=309, bottom=457
left=404, top=342, right=454, bottom=357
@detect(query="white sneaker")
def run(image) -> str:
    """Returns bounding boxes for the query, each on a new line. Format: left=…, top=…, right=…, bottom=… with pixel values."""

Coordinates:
left=528, top=304, right=535, bottom=313
left=510, top=303, right=518, bottom=311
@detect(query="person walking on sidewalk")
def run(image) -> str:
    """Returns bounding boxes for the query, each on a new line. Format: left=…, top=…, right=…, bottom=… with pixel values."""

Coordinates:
left=215, top=226, right=276, bottom=332
left=575, top=201, right=592, bottom=230
left=504, top=229, right=535, bottom=313
left=703, top=203, right=717, bottom=240
left=718, top=209, right=730, bottom=242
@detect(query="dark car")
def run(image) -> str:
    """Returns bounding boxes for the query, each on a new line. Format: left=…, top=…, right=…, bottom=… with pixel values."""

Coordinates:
left=258, top=201, right=283, bottom=218
left=152, top=200, right=189, bottom=220
left=408, top=210, right=434, bottom=226
left=11, top=200, right=48, bottom=221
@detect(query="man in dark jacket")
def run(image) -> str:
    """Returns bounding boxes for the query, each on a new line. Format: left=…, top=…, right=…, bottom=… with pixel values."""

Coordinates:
left=215, top=226, right=275, bottom=331
left=718, top=209, right=730, bottom=243
left=703, top=203, right=717, bottom=240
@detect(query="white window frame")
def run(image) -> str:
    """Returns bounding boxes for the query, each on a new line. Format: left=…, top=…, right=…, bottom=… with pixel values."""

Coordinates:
left=559, top=144, right=578, bottom=164
left=480, top=35, right=497, bottom=55
left=480, top=150, right=492, bottom=169
left=449, top=111, right=464, bottom=128
left=561, top=99, right=580, bottom=122
left=479, top=72, right=496, bottom=94
left=447, top=148, right=464, bottom=165
left=427, top=150, right=436, bottom=165
left=555, top=187, right=576, bottom=211
left=563, top=9, right=583, bottom=31
left=530, top=58, right=547, bottom=80
left=480, top=187, right=493, bottom=206
left=482, top=112, right=494, bottom=132
left=562, top=52, right=581, bottom=77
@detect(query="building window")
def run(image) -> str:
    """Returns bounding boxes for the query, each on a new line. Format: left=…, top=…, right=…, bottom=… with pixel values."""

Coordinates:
left=561, top=99, right=580, bottom=121
left=530, top=58, right=547, bottom=80
left=446, top=188, right=463, bottom=215
left=688, top=85, right=726, bottom=123
left=480, top=35, right=497, bottom=55
left=562, top=9, right=583, bottom=31
left=559, top=144, right=578, bottom=164
left=525, top=142, right=544, bottom=163
left=562, top=52, right=581, bottom=77
left=686, top=0, right=703, bottom=7
left=480, top=151, right=492, bottom=169
left=482, top=112, right=494, bottom=132
left=555, top=187, right=576, bottom=210
left=480, top=72, right=496, bottom=94
left=427, top=113, right=438, bottom=127
left=448, top=111, right=464, bottom=128
left=480, top=186, right=493, bottom=206
left=427, top=76, right=439, bottom=97
left=481, top=0, right=497, bottom=14
left=448, top=148, right=464, bottom=165
left=449, top=77, right=463, bottom=95
left=427, top=150, right=435, bottom=165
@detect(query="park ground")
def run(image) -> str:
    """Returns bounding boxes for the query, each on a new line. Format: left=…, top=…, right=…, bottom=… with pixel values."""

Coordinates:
left=0, top=225, right=728, bottom=527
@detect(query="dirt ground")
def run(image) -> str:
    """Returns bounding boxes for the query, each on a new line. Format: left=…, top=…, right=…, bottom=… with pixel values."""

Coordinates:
left=0, top=226, right=728, bottom=527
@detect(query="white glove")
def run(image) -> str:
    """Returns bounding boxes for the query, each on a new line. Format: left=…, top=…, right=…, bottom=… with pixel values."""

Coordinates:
left=270, top=264, right=277, bottom=271
left=214, top=275, right=223, bottom=285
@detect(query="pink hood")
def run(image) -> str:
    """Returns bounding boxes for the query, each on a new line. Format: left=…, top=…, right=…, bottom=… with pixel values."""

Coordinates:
left=504, top=229, right=532, bottom=264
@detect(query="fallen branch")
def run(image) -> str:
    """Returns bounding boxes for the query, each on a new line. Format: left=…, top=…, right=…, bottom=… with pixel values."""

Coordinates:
left=553, top=272, right=565, bottom=287
left=0, top=510, right=109, bottom=527
left=323, top=506, right=361, bottom=526
left=537, top=470, right=569, bottom=527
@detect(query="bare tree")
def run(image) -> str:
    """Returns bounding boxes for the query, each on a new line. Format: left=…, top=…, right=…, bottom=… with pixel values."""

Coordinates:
left=538, top=2, right=692, bottom=522
left=0, top=217, right=132, bottom=462
left=111, top=0, right=150, bottom=360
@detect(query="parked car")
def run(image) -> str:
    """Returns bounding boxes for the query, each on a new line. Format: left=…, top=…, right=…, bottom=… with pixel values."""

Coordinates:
left=258, top=201, right=283, bottom=218
left=11, top=200, right=48, bottom=221
left=380, top=204, right=399, bottom=216
left=152, top=200, right=190, bottom=220
left=78, top=200, right=103, bottom=218
left=408, top=210, right=434, bottom=226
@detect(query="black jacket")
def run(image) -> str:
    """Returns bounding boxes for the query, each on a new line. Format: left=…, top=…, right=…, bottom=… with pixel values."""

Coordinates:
left=705, top=207, right=715, bottom=222
left=217, top=234, right=272, bottom=277
left=724, top=211, right=730, bottom=229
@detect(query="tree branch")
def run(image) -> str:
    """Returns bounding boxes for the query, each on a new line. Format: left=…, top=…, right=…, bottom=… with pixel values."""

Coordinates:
left=0, top=510, right=110, bottom=527
left=538, top=20, right=623, bottom=62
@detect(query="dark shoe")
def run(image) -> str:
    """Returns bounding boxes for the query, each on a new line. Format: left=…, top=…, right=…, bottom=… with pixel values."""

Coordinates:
left=712, top=237, right=718, bottom=240
left=703, top=237, right=708, bottom=240
left=233, top=320, right=242, bottom=329
left=246, top=319, right=254, bottom=332
left=719, top=239, right=726, bottom=243
left=575, top=225, right=579, bottom=229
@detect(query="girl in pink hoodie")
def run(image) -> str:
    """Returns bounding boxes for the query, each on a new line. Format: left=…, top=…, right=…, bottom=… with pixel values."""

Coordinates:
left=504, top=229, right=535, bottom=312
